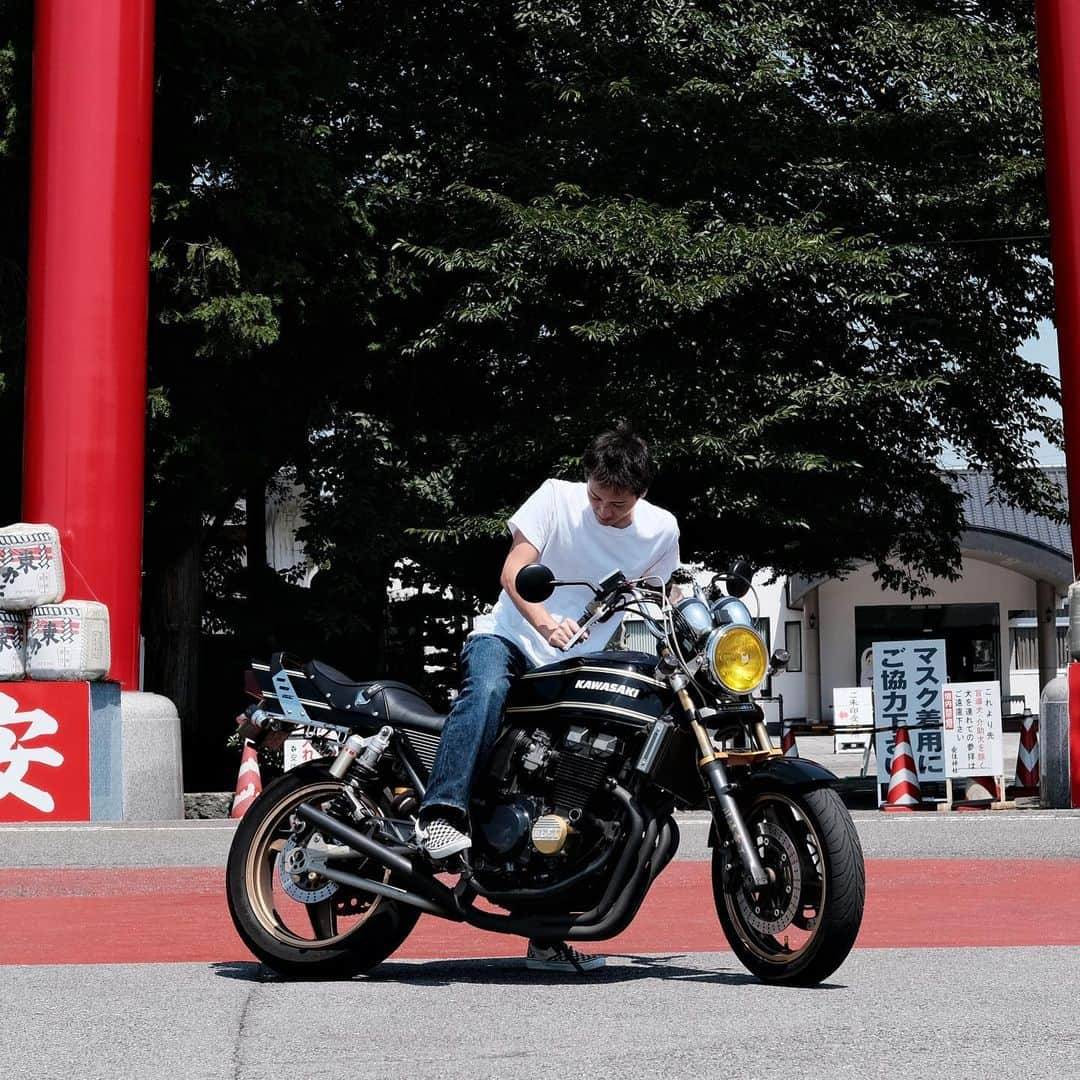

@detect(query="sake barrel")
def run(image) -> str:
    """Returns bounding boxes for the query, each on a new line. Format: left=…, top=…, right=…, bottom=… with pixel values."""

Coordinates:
left=26, top=601, right=110, bottom=681
left=0, top=610, right=25, bottom=680
left=0, top=524, right=65, bottom=611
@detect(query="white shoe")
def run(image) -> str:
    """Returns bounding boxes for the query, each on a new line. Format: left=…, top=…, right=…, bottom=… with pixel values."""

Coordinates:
left=525, top=941, right=605, bottom=973
left=417, top=816, right=472, bottom=861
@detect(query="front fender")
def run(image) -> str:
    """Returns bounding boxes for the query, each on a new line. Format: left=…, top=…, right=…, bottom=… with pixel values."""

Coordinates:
left=706, top=756, right=839, bottom=847
left=739, top=755, right=839, bottom=791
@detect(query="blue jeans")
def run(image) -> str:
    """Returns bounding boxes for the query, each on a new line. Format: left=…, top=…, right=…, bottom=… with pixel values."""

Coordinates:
left=421, top=634, right=531, bottom=818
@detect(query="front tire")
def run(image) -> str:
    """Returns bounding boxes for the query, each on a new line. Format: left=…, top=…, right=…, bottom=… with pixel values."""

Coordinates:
left=226, top=763, right=421, bottom=979
left=712, top=785, right=864, bottom=985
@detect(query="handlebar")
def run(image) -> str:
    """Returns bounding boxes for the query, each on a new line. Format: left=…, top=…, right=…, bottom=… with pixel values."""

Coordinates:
left=560, top=570, right=631, bottom=651
left=576, top=596, right=602, bottom=627
left=517, top=563, right=662, bottom=652
left=562, top=601, right=604, bottom=651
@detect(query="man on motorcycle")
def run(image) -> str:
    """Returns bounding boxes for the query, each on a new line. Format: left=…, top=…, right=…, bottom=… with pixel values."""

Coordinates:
left=416, top=424, right=681, bottom=972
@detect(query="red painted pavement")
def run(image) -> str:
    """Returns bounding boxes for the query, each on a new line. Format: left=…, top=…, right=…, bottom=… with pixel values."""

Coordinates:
left=1, top=860, right=1076, bottom=966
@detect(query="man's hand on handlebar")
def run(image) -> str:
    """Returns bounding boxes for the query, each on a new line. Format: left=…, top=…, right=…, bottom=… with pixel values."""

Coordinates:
left=544, top=617, right=588, bottom=651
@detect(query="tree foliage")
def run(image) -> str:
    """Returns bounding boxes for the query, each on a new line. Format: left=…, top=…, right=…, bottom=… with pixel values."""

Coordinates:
left=386, top=1, right=1062, bottom=594
left=0, top=2, right=1067, bottom=777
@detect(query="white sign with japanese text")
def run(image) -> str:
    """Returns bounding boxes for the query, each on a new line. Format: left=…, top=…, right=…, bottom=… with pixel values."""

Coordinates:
left=283, top=734, right=332, bottom=771
left=873, top=640, right=947, bottom=785
left=942, top=682, right=1004, bottom=779
left=832, top=687, right=873, bottom=753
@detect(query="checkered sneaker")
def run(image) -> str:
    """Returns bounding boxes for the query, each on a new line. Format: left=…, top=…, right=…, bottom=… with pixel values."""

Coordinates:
left=525, top=941, right=605, bottom=973
left=417, top=816, right=472, bottom=861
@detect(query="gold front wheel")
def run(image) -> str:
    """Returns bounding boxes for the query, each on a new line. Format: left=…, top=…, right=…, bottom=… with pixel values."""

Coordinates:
left=712, top=786, right=864, bottom=985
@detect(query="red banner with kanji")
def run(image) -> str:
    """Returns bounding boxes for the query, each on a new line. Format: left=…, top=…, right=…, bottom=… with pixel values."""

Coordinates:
left=0, top=682, right=91, bottom=821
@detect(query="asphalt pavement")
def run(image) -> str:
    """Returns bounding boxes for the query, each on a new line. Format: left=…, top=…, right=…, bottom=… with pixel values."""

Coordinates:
left=4, top=948, right=1079, bottom=1080
left=1, top=806, right=1078, bottom=868
left=2, top=739, right=1078, bottom=1080
left=0, top=728, right=1072, bottom=870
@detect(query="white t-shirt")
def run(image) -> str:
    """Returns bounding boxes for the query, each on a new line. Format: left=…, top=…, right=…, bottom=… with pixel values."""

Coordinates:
left=481, top=479, right=681, bottom=667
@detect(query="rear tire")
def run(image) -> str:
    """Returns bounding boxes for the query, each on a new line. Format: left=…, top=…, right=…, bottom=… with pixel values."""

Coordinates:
left=226, top=763, right=421, bottom=979
left=712, top=785, right=864, bottom=986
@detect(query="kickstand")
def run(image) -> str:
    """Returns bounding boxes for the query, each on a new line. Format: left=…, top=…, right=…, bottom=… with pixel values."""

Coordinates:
left=452, top=867, right=476, bottom=903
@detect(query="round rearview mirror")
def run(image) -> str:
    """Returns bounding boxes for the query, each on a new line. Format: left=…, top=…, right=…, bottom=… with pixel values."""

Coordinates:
left=516, top=563, right=556, bottom=603
left=724, top=559, right=754, bottom=599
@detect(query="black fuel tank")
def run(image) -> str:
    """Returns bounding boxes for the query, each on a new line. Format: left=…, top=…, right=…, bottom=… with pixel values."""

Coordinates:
left=506, top=650, right=670, bottom=731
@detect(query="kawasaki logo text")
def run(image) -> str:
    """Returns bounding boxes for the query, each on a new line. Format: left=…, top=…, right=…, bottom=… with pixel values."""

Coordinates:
left=574, top=679, right=641, bottom=699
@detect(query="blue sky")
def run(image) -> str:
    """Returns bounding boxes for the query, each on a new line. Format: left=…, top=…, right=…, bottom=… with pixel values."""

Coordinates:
left=1020, top=319, right=1065, bottom=466
left=939, top=319, right=1063, bottom=468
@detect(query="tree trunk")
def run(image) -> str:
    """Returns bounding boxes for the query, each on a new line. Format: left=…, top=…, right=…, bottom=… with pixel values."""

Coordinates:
left=142, top=518, right=202, bottom=786
left=244, top=473, right=278, bottom=658
left=246, top=474, right=267, bottom=580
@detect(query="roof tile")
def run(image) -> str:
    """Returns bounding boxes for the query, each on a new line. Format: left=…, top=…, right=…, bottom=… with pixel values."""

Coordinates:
left=952, top=467, right=1070, bottom=558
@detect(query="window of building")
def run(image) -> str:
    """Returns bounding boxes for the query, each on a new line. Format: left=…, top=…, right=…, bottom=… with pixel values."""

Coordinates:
left=1007, top=609, right=1068, bottom=671
left=785, top=620, right=803, bottom=672
left=754, top=617, right=772, bottom=697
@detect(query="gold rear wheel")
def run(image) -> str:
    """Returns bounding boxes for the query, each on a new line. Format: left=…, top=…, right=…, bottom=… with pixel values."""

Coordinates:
left=226, top=763, right=420, bottom=978
left=244, top=778, right=387, bottom=949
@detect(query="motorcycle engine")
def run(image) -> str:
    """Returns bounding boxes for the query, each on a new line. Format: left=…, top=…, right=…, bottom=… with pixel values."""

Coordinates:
left=471, top=723, right=629, bottom=890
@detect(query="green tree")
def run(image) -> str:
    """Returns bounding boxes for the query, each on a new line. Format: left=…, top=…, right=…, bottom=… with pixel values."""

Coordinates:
left=388, top=1, right=1063, bottom=596
left=0, top=2, right=1067, bottom=787
left=144, top=1, right=390, bottom=780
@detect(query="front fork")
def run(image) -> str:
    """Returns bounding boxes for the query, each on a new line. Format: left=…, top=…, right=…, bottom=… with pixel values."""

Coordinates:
left=675, top=686, right=770, bottom=888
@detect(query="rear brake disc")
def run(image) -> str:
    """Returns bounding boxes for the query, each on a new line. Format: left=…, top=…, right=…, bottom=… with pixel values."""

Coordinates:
left=277, top=835, right=340, bottom=904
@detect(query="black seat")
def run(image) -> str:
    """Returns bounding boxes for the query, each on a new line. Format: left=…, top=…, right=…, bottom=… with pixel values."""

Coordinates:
left=307, top=660, right=446, bottom=733
left=378, top=685, right=447, bottom=733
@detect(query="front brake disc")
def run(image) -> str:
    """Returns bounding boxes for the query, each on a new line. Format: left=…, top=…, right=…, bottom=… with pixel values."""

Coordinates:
left=735, top=822, right=801, bottom=935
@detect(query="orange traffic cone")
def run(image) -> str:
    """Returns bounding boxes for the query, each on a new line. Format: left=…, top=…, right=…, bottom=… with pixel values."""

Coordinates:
left=231, top=739, right=263, bottom=818
left=780, top=724, right=799, bottom=758
left=882, top=725, right=921, bottom=811
left=1014, top=714, right=1039, bottom=792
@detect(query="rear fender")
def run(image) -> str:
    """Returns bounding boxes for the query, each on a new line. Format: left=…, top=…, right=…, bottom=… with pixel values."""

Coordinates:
left=706, top=756, right=838, bottom=847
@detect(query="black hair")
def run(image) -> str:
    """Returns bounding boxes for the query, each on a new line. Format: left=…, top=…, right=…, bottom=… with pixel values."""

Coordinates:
left=582, top=423, right=656, bottom=496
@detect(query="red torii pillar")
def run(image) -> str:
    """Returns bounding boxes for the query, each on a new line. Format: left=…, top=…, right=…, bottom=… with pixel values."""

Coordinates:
left=22, top=0, right=155, bottom=691
left=1036, top=0, right=1080, bottom=807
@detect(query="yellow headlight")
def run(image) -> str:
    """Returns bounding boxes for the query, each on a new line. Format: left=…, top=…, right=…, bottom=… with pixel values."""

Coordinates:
left=708, top=626, right=768, bottom=694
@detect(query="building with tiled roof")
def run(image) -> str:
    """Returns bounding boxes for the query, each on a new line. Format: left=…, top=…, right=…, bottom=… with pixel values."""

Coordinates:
left=734, top=468, right=1074, bottom=738
left=956, top=467, right=1070, bottom=554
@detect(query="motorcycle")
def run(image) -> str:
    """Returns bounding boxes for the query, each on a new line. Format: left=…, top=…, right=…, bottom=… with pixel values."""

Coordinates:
left=225, top=561, right=865, bottom=984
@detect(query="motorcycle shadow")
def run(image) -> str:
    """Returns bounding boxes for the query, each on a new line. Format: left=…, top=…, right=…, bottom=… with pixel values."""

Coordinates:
left=211, top=956, right=845, bottom=989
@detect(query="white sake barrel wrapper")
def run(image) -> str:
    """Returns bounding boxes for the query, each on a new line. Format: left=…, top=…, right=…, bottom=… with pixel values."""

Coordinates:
left=0, top=610, right=26, bottom=680
left=26, top=601, right=110, bottom=681
left=0, top=524, right=65, bottom=611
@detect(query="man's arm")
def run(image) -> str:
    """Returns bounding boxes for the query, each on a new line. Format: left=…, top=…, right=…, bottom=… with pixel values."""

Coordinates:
left=500, top=530, right=585, bottom=651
